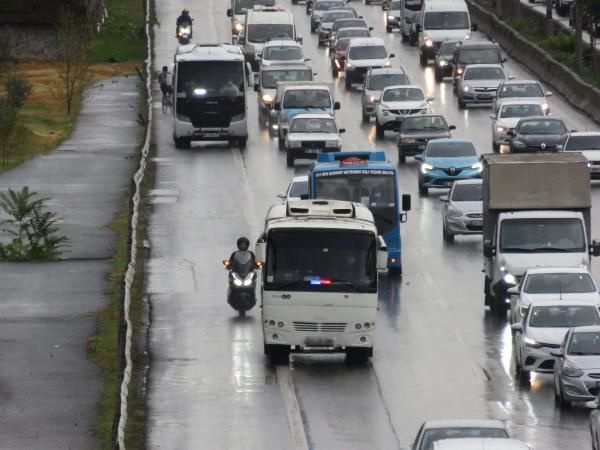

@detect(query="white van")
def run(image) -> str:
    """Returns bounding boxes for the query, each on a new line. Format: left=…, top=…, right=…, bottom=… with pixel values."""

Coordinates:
left=416, top=0, right=475, bottom=66
left=434, top=438, right=531, bottom=450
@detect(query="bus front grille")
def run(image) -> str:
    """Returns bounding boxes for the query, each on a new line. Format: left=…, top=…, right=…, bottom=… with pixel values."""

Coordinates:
left=293, top=322, right=347, bottom=332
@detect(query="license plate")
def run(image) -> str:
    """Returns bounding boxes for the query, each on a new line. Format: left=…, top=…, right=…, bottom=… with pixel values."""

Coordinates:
left=304, top=149, right=321, bottom=154
left=305, top=337, right=334, bottom=347
left=418, top=145, right=425, bottom=149
left=478, top=95, right=492, bottom=100
left=443, top=181, right=453, bottom=187
left=202, top=132, right=220, bottom=138
left=471, top=219, right=483, bottom=226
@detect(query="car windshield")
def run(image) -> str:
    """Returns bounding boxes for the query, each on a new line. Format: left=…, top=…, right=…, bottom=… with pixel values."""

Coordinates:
left=438, top=42, right=458, bottom=57
left=401, top=115, right=447, bottom=132
left=499, top=104, right=544, bottom=119
left=464, top=67, right=505, bottom=80
left=382, top=87, right=424, bottom=102
left=517, top=119, right=567, bottom=135
left=337, top=28, right=370, bottom=39
left=568, top=332, right=600, bottom=355
left=289, top=180, right=308, bottom=198
left=421, top=427, right=509, bottom=450
left=315, top=0, right=345, bottom=10
left=367, top=73, right=410, bottom=90
left=524, top=273, right=596, bottom=294
left=426, top=141, right=476, bottom=157
left=499, top=218, right=586, bottom=253
left=234, top=0, right=275, bottom=14
left=265, top=230, right=377, bottom=292
left=263, top=45, right=302, bottom=61
left=283, top=89, right=332, bottom=108
left=333, top=19, right=367, bottom=31
left=457, top=48, right=500, bottom=64
left=423, top=11, right=469, bottom=30
left=499, top=83, right=544, bottom=98
left=529, top=305, right=600, bottom=328
left=290, top=118, right=337, bottom=133
left=247, top=24, right=294, bottom=42
left=261, top=69, right=312, bottom=89
left=314, top=172, right=398, bottom=234
left=349, top=45, right=387, bottom=60
left=322, top=11, right=355, bottom=22
left=451, top=183, right=482, bottom=201
left=565, top=135, right=600, bottom=151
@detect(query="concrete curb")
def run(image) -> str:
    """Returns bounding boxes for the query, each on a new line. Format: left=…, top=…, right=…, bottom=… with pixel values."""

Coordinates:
left=467, top=0, right=600, bottom=124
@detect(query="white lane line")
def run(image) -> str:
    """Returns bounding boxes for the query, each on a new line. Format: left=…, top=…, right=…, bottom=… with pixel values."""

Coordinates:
left=277, top=365, right=310, bottom=450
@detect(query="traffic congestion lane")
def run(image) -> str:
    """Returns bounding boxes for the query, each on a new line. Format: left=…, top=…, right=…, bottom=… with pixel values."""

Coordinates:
left=147, top=0, right=600, bottom=448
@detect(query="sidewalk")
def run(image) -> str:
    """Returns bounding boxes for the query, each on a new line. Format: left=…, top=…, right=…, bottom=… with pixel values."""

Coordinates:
left=0, top=75, right=140, bottom=449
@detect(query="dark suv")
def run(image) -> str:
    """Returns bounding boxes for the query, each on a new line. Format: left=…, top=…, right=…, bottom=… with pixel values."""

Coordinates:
left=452, top=41, right=506, bottom=88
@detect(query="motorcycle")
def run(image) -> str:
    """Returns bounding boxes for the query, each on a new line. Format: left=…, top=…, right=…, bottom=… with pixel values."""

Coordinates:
left=176, top=21, right=193, bottom=45
left=223, top=251, right=259, bottom=317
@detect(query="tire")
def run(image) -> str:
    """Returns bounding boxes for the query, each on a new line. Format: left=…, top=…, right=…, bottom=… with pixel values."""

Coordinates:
left=362, top=110, right=370, bottom=123
left=388, top=266, right=402, bottom=278
left=458, top=96, right=466, bottom=110
left=345, top=76, right=352, bottom=90
left=278, top=135, right=285, bottom=151
left=434, top=69, right=442, bottom=83
left=311, top=25, right=316, bottom=33
left=484, top=277, right=493, bottom=307
left=386, top=25, right=393, bottom=33
left=332, top=68, right=338, bottom=78
left=174, top=136, right=191, bottom=149
left=346, top=347, right=370, bottom=365
left=493, top=286, right=508, bottom=319
left=419, top=52, right=427, bottom=67
left=398, top=151, right=406, bottom=164
left=238, top=309, right=246, bottom=317
left=268, top=345, right=290, bottom=365
left=238, top=137, right=247, bottom=149
left=375, top=120, right=384, bottom=138
left=286, top=152, right=294, bottom=167
left=418, top=182, right=428, bottom=196
left=492, top=141, right=499, bottom=153
left=515, top=357, right=530, bottom=385
left=443, top=225, right=454, bottom=242
left=318, top=39, right=324, bottom=47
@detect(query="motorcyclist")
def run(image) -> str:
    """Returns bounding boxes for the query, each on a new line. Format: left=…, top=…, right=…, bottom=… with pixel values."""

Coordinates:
left=176, top=9, right=193, bottom=27
left=226, top=237, right=256, bottom=272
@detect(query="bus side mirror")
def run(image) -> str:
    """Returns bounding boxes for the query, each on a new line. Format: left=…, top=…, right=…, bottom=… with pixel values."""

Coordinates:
left=591, top=240, right=600, bottom=257
left=255, top=239, right=266, bottom=263
left=449, top=125, right=456, bottom=130
left=334, top=101, right=341, bottom=110
left=339, top=128, right=346, bottom=134
left=401, top=193, right=411, bottom=212
left=227, top=8, right=233, bottom=17
left=377, top=236, right=388, bottom=270
left=483, top=240, right=495, bottom=258
left=254, top=83, right=259, bottom=92
left=471, top=23, right=478, bottom=31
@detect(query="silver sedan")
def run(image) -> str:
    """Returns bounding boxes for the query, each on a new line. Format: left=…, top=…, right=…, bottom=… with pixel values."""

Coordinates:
left=440, top=179, right=482, bottom=242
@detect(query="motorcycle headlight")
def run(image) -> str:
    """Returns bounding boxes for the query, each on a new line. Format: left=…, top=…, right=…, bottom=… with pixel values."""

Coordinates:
left=524, top=336, right=542, bottom=348
left=438, top=60, right=448, bottom=67
left=503, top=273, right=517, bottom=285
left=242, top=273, right=255, bottom=286
left=289, top=140, right=302, bottom=148
left=471, top=162, right=483, bottom=172
left=563, top=362, right=584, bottom=378
left=232, top=273, right=243, bottom=286
left=262, top=94, right=273, bottom=103
left=425, top=38, right=433, bottom=47
left=457, top=67, right=464, bottom=75
left=421, top=162, right=433, bottom=174
left=179, top=26, right=191, bottom=34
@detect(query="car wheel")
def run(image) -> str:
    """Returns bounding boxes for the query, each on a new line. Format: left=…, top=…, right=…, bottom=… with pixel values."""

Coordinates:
left=443, top=224, right=455, bottom=242
left=238, top=137, right=247, bottom=149
left=346, top=347, right=370, bottom=365
left=398, top=151, right=406, bottom=164
left=375, top=120, right=384, bottom=138
left=515, top=355, right=530, bottom=385
left=419, top=52, right=427, bottom=66
left=362, top=110, right=370, bottom=123
left=434, top=68, right=442, bottom=82
left=311, top=25, right=316, bottom=32
left=556, top=384, right=571, bottom=409
left=388, top=265, right=402, bottom=278
left=174, top=136, right=191, bottom=149
left=268, top=345, right=290, bottom=365
left=592, top=426, right=598, bottom=450
left=278, top=134, right=285, bottom=151
left=286, top=152, right=294, bottom=167
left=492, top=141, right=499, bottom=153
left=401, top=32, right=408, bottom=43
left=318, top=39, right=324, bottom=47
left=386, top=25, right=393, bottom=33
left=458, top=96, right=466, bottom=109
left=332, top=68, right=338, bottom=78
left=418, top=182, right=428, bottom=196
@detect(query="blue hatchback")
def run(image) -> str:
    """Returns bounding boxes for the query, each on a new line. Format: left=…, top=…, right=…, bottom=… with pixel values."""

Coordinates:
left=415, top=138, right=482, bottom=195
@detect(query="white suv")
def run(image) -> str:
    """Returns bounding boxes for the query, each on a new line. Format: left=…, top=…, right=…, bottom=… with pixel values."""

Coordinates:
left=375, top=85, right=432, bottom=138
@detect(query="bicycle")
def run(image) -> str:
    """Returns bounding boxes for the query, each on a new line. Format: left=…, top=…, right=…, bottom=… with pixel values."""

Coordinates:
left=162, top=87, right=173, bottom=114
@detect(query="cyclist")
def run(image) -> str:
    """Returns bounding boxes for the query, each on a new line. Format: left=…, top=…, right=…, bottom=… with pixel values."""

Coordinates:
left=158, top=66, right=173, bottom=107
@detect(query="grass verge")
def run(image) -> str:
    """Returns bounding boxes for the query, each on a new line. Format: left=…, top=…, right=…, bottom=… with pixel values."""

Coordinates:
left=505, top=17, right=600, bottom=88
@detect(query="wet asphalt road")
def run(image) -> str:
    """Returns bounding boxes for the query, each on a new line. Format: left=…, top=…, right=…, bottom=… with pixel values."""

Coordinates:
left=146, top=1, right=600, bottom=449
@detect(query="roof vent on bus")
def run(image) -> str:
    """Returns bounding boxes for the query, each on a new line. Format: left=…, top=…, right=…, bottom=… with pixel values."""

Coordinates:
left=332, top=208, right=353, bottom=215
left=286, top=200, right=355, bottom=218
left=316, top=151, right=386, bottom=163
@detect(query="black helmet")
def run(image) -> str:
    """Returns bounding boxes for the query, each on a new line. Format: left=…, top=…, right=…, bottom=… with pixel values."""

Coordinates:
left=182, top=9, right=189, bottom=14
left=162, top=65, right=168, bottom=71
left=237, top=237, right=250, bottom=250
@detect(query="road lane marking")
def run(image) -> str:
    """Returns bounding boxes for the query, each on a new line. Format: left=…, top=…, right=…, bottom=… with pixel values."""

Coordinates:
left=277, top=365, right=310, bottom=450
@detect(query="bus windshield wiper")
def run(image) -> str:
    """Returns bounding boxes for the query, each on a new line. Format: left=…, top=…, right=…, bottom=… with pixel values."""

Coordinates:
left=532, top=247, right=579, bottom=253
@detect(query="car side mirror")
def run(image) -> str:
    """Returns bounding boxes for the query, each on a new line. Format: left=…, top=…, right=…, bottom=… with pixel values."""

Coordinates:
left=591, top=240, right=600, bottom=257
left=426, top=96, right=434, bottom=102
left=550, top=349, right=564, bottom=358
left=471, top=23, right=478, bottom=31
left=227, top=8, right=233, bottom=17
left=339, top=128, right=346, bottom=134
left=483, top=240, right=495, bottom=258
left=389, top=53, right=395, bottom=58
left=254, top=83, right=259, bottom=92
left=369, top=27, right=374, bottom=31
left=334, top=101, right=341, bottom=110
left=439, top=195, right=448, bottom=202
left=510, top=323, right=523, bottom=333
left=276, top=193, right=286, bottom=200
left=274, top=102, right=281, bottom=111
left=502, top=57, right=508, bottom=63
left=507, top=130, right=515, bottom=136
left=313, top=72, right=319, bottom=77
left=304, top=57, right=311, bottom=62
left=383, top=5, right=390, bottom=10
left=508, top=75, right=516, bottom=80
left=546, top=91, right=553, bottom=97
left=449, top=125, right=456, bottom=130
left=296, top=36, right=303, bottom=44
left=414, top=154, right=423, bottom=161
left=507, top=286, right=519, bottom=295
left=489, top=114, right=495, bottom=120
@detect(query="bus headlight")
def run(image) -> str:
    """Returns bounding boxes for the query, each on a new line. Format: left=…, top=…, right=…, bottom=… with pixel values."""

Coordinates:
left=234, top=22, right=243, bottom=32
left=262, top=93, right=273, bottom=103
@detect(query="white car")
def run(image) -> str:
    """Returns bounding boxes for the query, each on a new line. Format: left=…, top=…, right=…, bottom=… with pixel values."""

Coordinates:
left=434, top=438, right=530, bottom=450
left=563, top=132, right=600, bottom=181
left=375, top=85, right=432, bottom=138
left=492, top=79, right=552, bottom=114
left=259, top=40, right=309, bottom=68
left=511, top=300, right=600, bottom=384
left=344, top=37, right=394, bottom=90
left=411, top=419, right=510, bottom=450
left=507, top=267, right=600, bottom=326
left=490, top=101, right=546, bottom=152
left=284, top=113, right=344, bottom=167
left=440, top=179, right=483, bottom=242
left=280, top=175, right=308, bottom=201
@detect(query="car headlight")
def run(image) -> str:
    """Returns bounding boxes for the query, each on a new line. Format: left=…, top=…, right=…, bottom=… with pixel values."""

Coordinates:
left=524, top=336, right=542, bottom=348
left=457, top=67, right=464, bottom=75
left=326, top=139, right=340, bottom=147
left=421, top=162, right=433, bottom=174
left=471, top=162, right=483, bottom=172
left=563, top=362, right=585, bottom=378
left=369, top=95, right=377, bottom=102
left=463, top=85, right=472, bottom=93
left=464, top=34, right=471, bottom=40
left=289, top=140, right=301, bottom=148
left=262, top=94, right=273, bottom=103
left=512, top=140, right=526, bottom=148
left=519, top=305, right=529, bottom=317
left=401, top=138, right=415, bottom=144
left=234, top=22, right=243, bottom=32
left=503, top=273, right=517, bottom=285
left=556, top=144, right=563, bottom=151
left=542, top=103, right=549, bottom=111
left=424, top=38, right=433, bottom=47
left=438, top=60, right=448, bottom=67
left=388, top=15, right=395, bottom=20
left=346, top=62, right=353, bottom=69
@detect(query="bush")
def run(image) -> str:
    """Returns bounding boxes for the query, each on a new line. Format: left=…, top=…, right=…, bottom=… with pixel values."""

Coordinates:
left=5, top=75, right=32, bottom=108
left=543, top=33, right=575, bottom=54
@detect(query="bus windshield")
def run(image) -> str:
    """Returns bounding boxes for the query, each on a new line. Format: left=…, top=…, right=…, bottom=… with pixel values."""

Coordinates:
left=314, top=171, right=397, bottom=234
left=177, top=61, right=245, bottom=98
left=265, top=229, right=377, bottom=292
left=234, top=0, right=275, bottom=14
